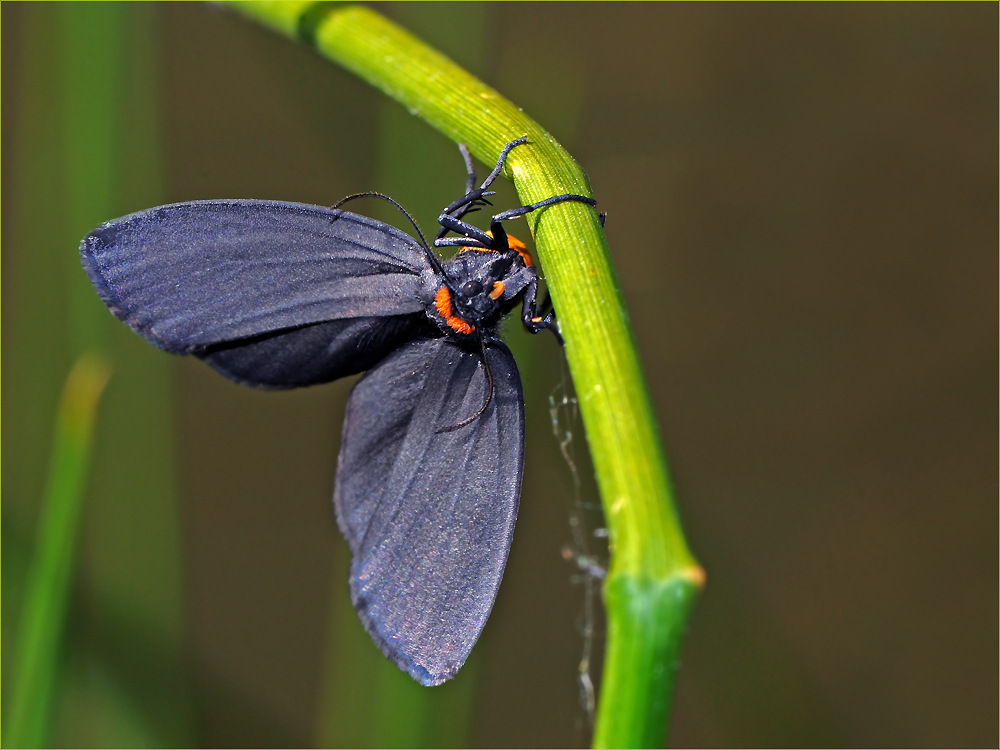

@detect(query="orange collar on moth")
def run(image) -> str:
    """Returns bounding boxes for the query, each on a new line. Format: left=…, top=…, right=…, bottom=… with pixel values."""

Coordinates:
left=483, top=231, right=532, bottom=267
left=434, top=286, right=475, bottom=335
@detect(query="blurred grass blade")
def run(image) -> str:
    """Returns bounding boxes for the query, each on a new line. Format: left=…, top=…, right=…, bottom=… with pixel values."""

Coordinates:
left=6, top=355, right=111, bottom=749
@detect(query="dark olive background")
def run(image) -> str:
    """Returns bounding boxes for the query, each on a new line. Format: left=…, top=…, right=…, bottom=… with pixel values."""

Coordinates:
left=3, top=3, right=996, bottom=748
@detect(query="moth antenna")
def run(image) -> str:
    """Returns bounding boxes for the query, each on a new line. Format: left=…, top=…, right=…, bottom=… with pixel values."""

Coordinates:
left=331, top=191, right=444, bottom=274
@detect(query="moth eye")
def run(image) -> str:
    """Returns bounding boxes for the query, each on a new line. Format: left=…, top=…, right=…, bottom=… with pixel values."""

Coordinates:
left=460, top=280, right=484, bottom=298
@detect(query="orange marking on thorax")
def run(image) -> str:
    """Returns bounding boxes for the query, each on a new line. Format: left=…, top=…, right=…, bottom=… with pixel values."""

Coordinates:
left=485, top=231, right=533, bottom=266
left=434, top=286, right=453, bottom=319
left=506, top=235, right=531, bottom=266
left=434, top=286, right=475, bottom=335
left=448, top=316, right=474, bottom=335
left=489, top=281, right=505, bottom=300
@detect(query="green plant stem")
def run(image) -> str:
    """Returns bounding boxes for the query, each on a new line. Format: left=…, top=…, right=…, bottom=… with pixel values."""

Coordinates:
left=227, top=3, right=704, bottom=745
left=6, top=355, right=111, bottom=749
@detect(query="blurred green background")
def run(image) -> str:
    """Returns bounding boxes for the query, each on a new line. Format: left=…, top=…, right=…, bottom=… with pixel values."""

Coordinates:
left=3, top=2, right=996, bottom=747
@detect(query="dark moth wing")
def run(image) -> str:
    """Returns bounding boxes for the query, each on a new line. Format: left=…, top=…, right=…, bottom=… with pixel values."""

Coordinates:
left=197, top=315, right=423, bottom=389
left=334, top=337, right=524, bottom=686
left=81, top=199, right=434, bottom=387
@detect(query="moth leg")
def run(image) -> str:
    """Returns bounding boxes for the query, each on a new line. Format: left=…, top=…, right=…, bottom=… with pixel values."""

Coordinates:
left=477, top=136, right=529, bottom=192
left=485, top=192, right=597, bottom=250
left=436, top=138, right=599, bottom=255
left=436, top=137, right=528, bottom=244
left=518, top=272, right=562, bottom=343
left=435, top=236, right=491, bottom=249
left=459, top=143, right=477, bottom=196
left=491, top=193, right=598, bottom=224
left=435, top=145, right=489, bottom=242
left=436, top=213, right=494, bottom=247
